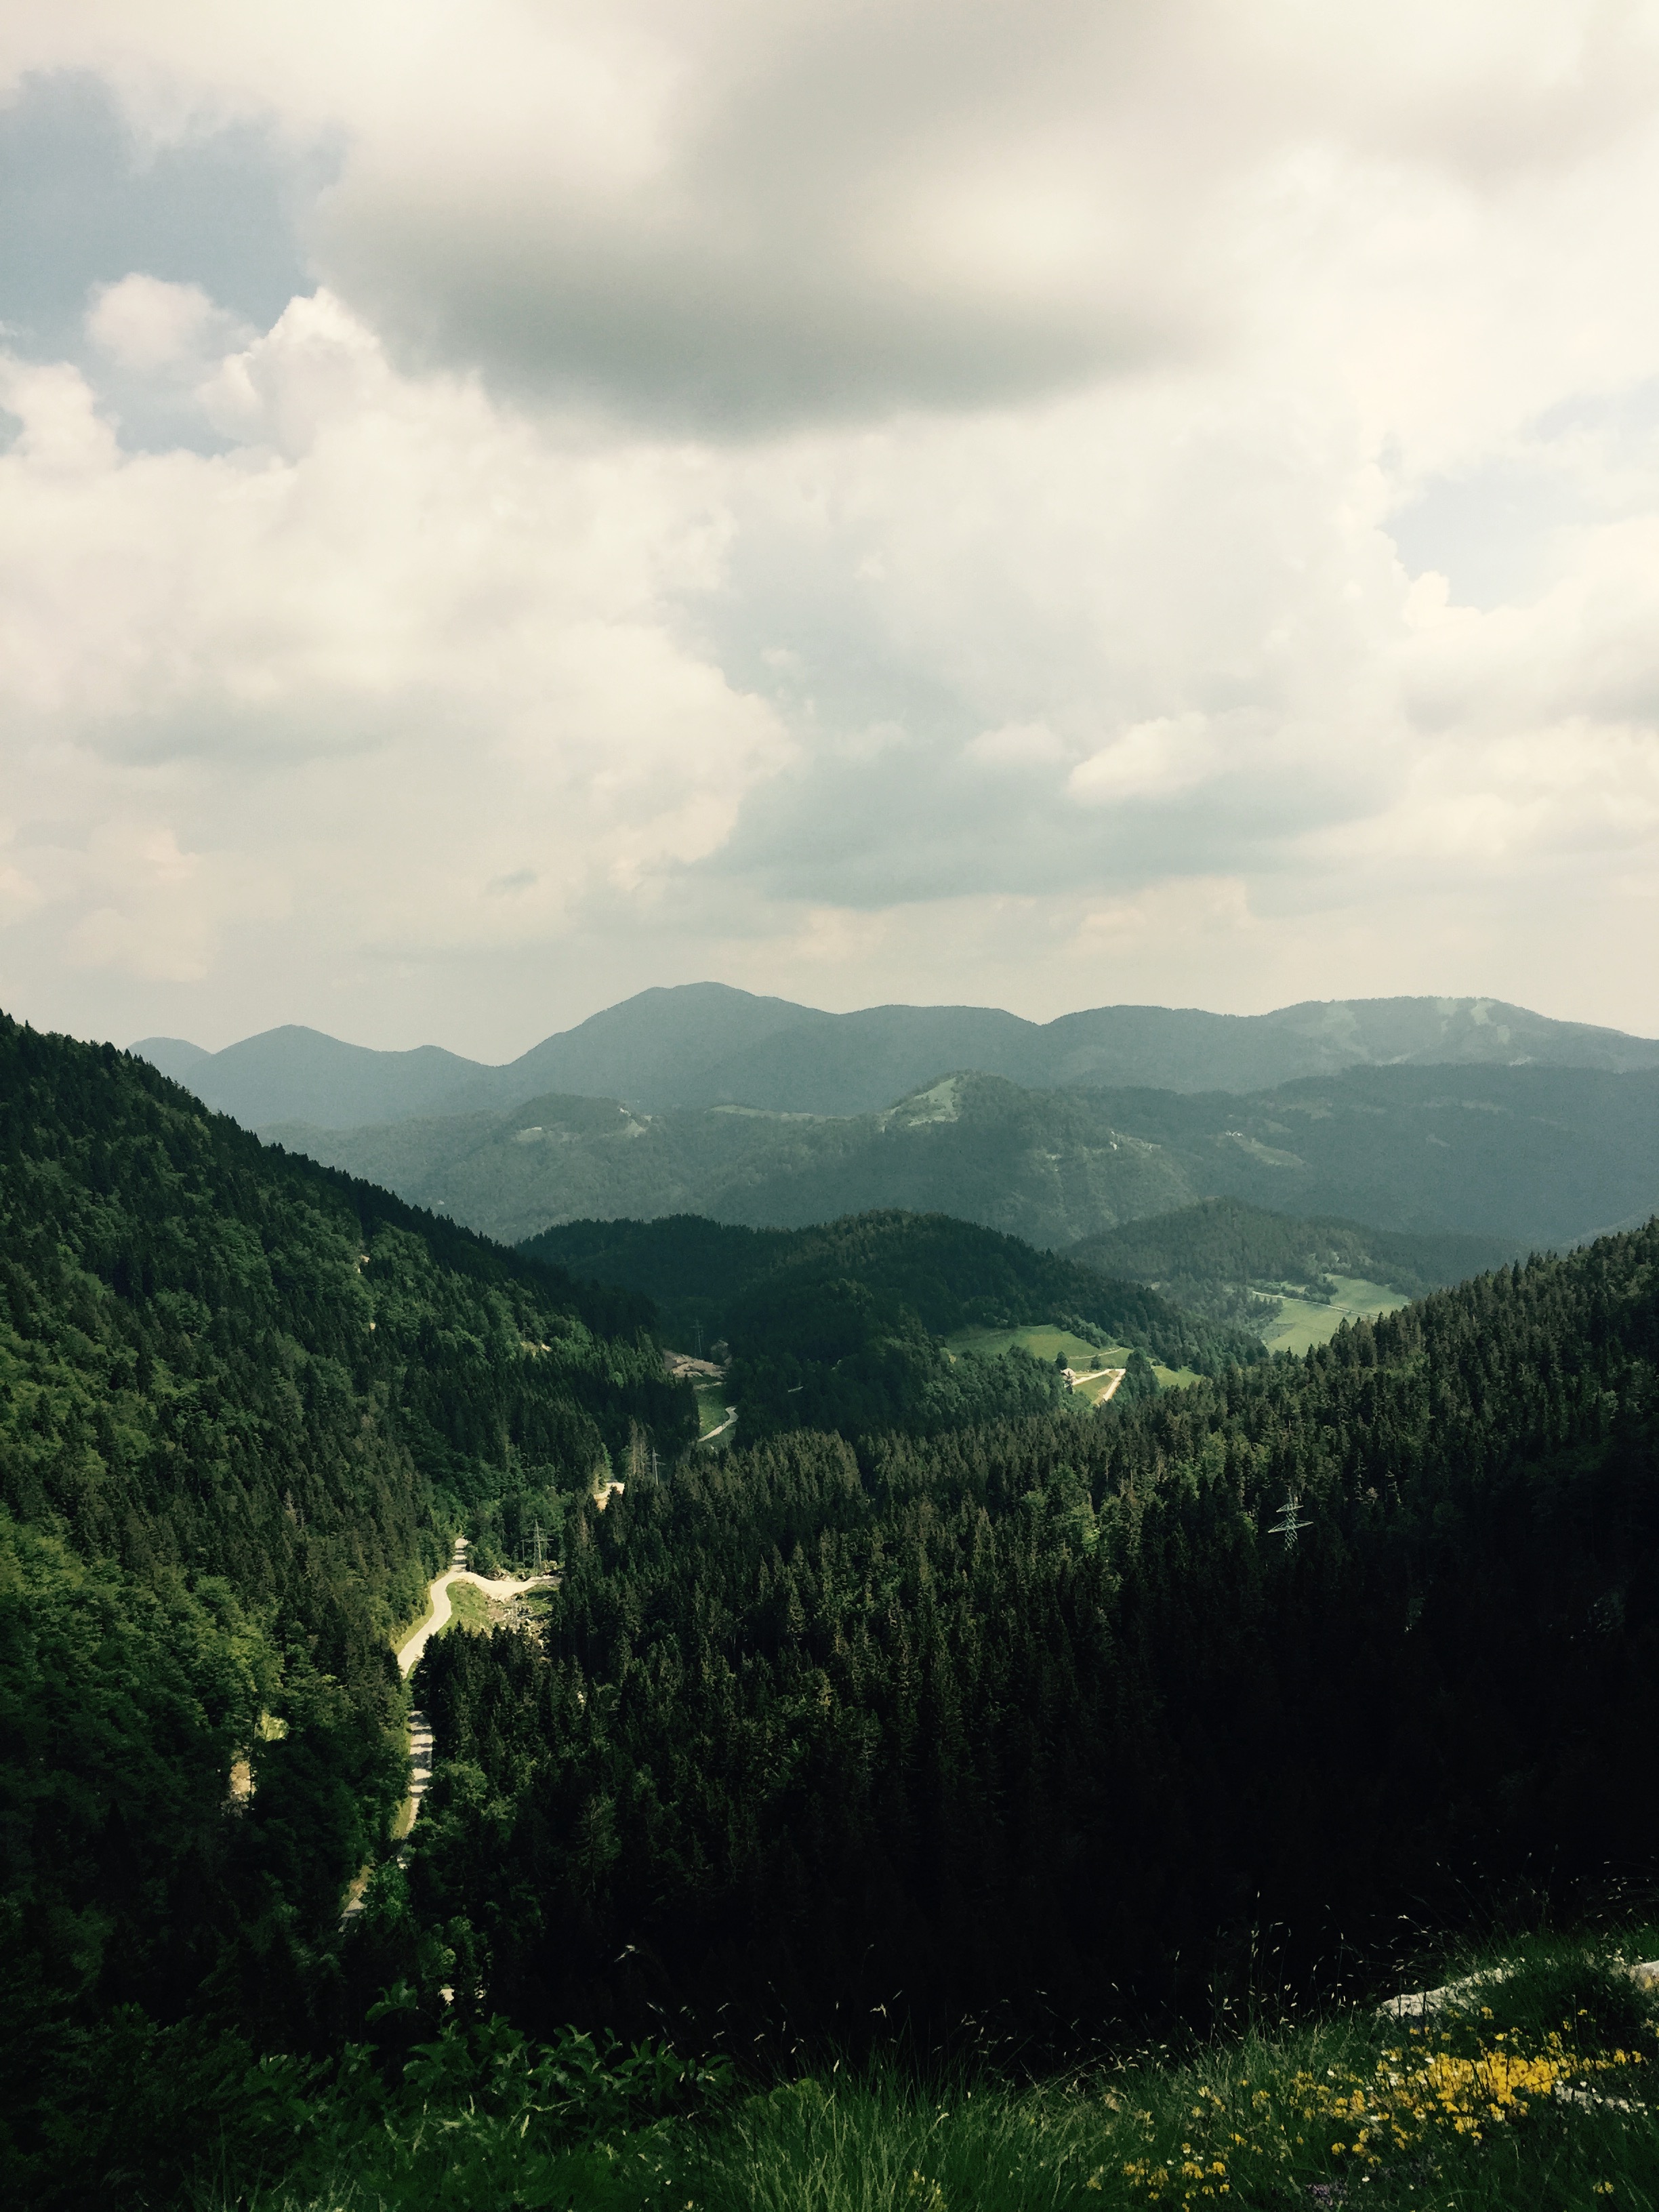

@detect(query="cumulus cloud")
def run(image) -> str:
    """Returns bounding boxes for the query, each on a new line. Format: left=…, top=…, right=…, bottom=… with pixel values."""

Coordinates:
left=0, top=289, right=787, bottom=1023
left=3, top=2, right=1659, bottom=1050
left=12, top=0, right=1658, bottom=434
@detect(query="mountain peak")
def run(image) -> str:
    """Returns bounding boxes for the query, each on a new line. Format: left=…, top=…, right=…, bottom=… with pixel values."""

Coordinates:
left=131, top=989, right=1659, bottom=1132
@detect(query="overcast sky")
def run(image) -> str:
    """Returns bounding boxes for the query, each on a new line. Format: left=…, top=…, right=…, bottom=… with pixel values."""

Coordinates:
left=3, top=1, right=1659, bottom=1058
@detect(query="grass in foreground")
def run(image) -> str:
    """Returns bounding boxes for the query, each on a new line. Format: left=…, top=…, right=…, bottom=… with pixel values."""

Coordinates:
left=191, top=1933, right=1659, bottom=2212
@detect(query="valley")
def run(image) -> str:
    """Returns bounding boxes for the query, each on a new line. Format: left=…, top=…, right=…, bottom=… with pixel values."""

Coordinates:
left=525, top=1208, right=1254, bottom=1443
left=7, top=999, right=1659, bottom=2209
left=18, top=1, right=1659, bottom=2192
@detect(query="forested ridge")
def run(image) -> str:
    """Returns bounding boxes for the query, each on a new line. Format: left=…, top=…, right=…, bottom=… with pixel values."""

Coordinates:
left=394, top=1221, right=1659, bottom=2057
left=272, top=1057, right=1659, bottom=1254
left=0, top=1013, right=692, bottom=2184
left=524, top=1208, right=1254, bottom=1364
left=1068, top=1195, right=1520, bottom=1326
left=523, top=1210, right=1258, bottom=1440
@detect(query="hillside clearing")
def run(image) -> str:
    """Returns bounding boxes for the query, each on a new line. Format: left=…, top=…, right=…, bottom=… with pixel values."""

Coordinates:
left=694, top=1379, right=733, bottom=1436
left=1263, top=1272, right=1410, bottom=1354
left=945, top=1322, right=1198, bottom=1389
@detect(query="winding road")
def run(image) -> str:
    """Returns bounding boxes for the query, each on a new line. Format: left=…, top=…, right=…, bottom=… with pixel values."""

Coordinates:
left=394, top=1538, right=556, bottom=1677
left=342, top=1537, right=556, bottom=1924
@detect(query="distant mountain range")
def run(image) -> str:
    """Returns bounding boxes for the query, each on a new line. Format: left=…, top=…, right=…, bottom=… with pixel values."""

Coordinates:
left=132, top=983, right=1659, bottom=1129
left=262, top=1061, right=1659, bottom=1254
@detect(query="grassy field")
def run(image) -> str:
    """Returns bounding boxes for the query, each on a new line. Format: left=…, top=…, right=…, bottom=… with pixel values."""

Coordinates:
left=213, top=1928, right=1659, bottom=2210
left=695, top=1379, right=734, bottom=1437
left=440, top=1578, right=560, bottom=1640
left=443, top=1580, right=504, bottom=1635
left=1262, top=1273, right=1410, bottom=1356
left=946, top=1323, right=1200, bottom=1391
left=944, top=1288, right=1413, bottom=1376
left=1067, top=1365, right=1128, bottom=1406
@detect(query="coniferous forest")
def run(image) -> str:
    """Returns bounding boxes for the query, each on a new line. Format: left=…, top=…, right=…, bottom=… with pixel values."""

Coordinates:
left=402, top=1228, right=1659, bottom=2052
left=0, top=1015, right=688, bottom=2183
left=5, top=1009, right=1659, bottom=2207
left=524, top=1208, right=1259, bottom=1441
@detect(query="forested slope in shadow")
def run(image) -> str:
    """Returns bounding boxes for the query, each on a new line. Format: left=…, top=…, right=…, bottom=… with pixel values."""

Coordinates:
left=392, top=1221, right=1659, bottom=2055
left=523, top=1207, right=1262, bottom=1379
left=0, top=1012, right=692, bottom=2173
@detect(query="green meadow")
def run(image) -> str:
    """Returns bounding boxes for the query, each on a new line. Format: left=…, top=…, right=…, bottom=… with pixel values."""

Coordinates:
left=944, top=1323, right=1199, bottom=1392
left=945, top=1296, right=1412, bottom=1382
left=442, top=1580, right=501, bottom=1636
left=1261, top=1273, right=1410, bottom=1355
left=695, top=1378, right=734, bottom=1436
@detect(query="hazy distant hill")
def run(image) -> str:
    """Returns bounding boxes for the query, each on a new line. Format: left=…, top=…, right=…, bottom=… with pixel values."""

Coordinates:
left=1092, top=1063, right=1659, bottom=1245
left=266, top=1073, right=1195, bottom=1249
left=132, top=1023, right=506, bottom=1127
left=268, top=1061, right=1659, bottom=1252
left=133, top=983, right=1659, bottom=1128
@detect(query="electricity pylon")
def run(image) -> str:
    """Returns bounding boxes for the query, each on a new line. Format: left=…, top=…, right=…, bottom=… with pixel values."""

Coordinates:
left=1269, top=1492, right=1310, bottom=1551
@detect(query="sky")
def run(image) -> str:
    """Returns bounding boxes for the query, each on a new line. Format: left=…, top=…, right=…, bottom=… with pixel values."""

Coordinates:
left=3, top=1, right=1659, bottom=1059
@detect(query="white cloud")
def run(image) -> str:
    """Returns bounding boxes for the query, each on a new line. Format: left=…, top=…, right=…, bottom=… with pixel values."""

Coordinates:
left=0, top=291, right=788, bottom=1014
left=1069, top=718, right=1219, bottom=805
left=3, top=2, right=1659, bottom=1051
left=967, top=723, right=1067, bottom=768
left=86, top=273, right=244, bottom=374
